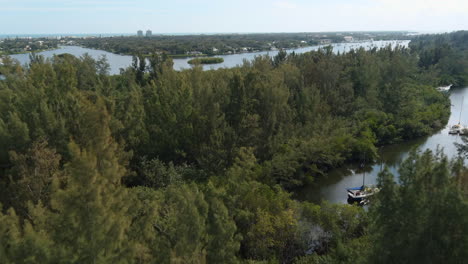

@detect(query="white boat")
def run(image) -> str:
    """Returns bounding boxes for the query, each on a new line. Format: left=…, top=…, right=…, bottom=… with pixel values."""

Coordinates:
left=449, top=124, right=462, bottom=134
left=346, top=164, right=379, bottom=205
left=437, top=84, right=452, bottom=92
left=449, top=96, right=464, bottom=135
left=347, top=185, right=379, bottom=204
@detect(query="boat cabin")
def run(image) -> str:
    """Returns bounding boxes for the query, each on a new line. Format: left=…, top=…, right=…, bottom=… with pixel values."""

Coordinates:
left=347, top=185, right=379, bottom=205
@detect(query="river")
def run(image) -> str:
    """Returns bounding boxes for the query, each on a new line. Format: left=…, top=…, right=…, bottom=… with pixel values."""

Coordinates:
left=298, top=87, right=467, bottom=204
left=8, top=40, right=409, bottom=74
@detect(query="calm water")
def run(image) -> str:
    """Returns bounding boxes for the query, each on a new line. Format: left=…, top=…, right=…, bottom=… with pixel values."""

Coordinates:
left=9, top=40, right=409, bottom=74
left=173, top=40, right=410, bottom=70
left=9, top=46, right=133, bottom=75
left=298, top=87, right=468, bottom=204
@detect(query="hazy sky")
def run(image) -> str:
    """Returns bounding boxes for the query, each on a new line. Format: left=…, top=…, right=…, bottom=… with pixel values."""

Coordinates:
left=1, top=0, right=467, bottom=34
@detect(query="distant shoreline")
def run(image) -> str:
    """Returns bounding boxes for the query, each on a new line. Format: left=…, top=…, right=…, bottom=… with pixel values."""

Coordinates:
left=0, top=30, right=420, bottom=40
left=0, top=47, right=59, bottom=56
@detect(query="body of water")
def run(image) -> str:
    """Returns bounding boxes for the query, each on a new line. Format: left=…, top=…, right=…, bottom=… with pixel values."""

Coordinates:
left=9, top=46, right=133, bottom=75
left=173, top=40, right=409, bottom=70
left=298, top=87, right=468, bottom=204
left=8, top=40, right=410, bottom=74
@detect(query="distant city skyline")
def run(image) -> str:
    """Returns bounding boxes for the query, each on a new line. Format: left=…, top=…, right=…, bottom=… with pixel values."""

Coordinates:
left=2, top=0, right=467, bottom=34
left=0, top=30, right=456, bottom=40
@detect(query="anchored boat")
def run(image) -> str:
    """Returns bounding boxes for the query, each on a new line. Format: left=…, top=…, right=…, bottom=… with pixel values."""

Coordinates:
left=347, top=185, right=379, bottom=205
left=346, top=164, right=379, bottom=205
left=449, top=124, right=463, bottom=134
left=449, top=96, right=465, bottom=135
left=437, top=84, right=452, bottom=92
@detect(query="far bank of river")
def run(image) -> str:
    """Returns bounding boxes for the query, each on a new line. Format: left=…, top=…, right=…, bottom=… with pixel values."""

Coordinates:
left=9, top=40, right=410, bottom=74
left=297, top=87, right=467, bottom=204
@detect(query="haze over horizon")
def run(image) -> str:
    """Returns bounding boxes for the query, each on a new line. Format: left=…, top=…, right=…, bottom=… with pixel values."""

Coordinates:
left=2, top=0, right=467, bottom=35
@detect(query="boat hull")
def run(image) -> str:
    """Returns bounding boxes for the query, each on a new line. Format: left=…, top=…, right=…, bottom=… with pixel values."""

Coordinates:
left=347, top=195, right=363, bottom=203
left=346, top=186, right=379, bottom=205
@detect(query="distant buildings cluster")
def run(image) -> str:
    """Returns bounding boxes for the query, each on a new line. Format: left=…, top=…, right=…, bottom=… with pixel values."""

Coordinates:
left=137, top=30, right=152, bottom=37
left=344, top=36, right=354, bottom=42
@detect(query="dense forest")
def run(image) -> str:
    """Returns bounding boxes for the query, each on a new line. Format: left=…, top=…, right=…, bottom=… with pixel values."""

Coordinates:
left=0, top=31, right=467, bottom=263
left=410, top=31, right=468, bottom=87
left=74, top=32, right=410, bottom=56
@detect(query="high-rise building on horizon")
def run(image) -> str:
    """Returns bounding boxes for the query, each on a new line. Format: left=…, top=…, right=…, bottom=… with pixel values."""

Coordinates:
left=146, top=30, right=152, bottom=37
left=137, top=30, right=143, bottom=37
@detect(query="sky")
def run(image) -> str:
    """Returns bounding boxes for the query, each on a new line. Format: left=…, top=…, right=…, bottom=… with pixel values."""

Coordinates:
left=1, top=0, right=467, bottom=34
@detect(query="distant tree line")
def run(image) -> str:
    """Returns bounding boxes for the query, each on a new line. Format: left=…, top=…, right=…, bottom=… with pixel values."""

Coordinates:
left=0, top=38, right=59, bottom=55
left=74, top=32, right=410, bottom=56
left=187, top=57, right=224, bottom=65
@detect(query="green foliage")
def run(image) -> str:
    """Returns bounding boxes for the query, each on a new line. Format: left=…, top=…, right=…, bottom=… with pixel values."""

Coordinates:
left=137, top=157, right=186, bottom=188
left=410, top=31, right=468, bottom=87
left=5, top=140, right=62, bottom=218
left=369, top=150, right=468, bottom=263
left=0, top=38, right=58, bottom=55
left=72, top=32, right=409, bottom=57
left=44, top=141, right=133, bottom=263
left=187, top=57, right=224, bottom=65
left=0, top=31, right=466, bottom=263
left=297, top=202, right=369, bottom=264
left=0, top=119, right=135, bottom=263
left=128, top=183, right=240, bottom=263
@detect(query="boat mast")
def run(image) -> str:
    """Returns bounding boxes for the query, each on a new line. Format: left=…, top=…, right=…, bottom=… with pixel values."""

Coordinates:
left=362, top=154, right=366, bottom=187
left=363, top=169, right=365, bottom=187
left=459, top=96, right=464, bottom=125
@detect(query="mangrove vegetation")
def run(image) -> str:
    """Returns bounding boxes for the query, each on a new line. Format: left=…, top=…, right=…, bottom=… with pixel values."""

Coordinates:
left=0, top=31, right=467, bottom=263
left=187, top=57, right=224, bottom=65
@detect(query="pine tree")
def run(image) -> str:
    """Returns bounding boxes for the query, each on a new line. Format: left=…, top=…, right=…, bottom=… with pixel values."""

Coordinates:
left=42, top=141, right=133, bottom=263
left=7, top=139, right=61, bottom=218
left=369, top=150, right=468, bottom=263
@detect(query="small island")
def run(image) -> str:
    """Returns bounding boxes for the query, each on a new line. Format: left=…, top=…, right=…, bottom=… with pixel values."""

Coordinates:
left=187, top=57, right=224, bottom=65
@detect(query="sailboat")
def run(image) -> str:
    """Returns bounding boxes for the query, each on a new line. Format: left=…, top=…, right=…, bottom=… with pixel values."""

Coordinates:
left=437, top=84, right=452, bottom=92
left=346, top=163, right=379, bottom=205
left=449, top=96, right=465, bottom=135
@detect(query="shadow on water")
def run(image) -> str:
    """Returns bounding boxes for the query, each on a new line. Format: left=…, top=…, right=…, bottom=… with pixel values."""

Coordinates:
left=296, top=87, right=468, bottom=204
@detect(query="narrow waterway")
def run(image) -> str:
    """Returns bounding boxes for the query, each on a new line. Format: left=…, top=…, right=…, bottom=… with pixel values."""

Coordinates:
left=8, top=40, right=409, bottom=74
left=298, top=87, right=468, bottom=204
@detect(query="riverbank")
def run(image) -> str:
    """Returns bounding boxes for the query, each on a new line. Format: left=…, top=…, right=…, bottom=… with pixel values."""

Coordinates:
left=0, top=47, right=59, bottom=56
